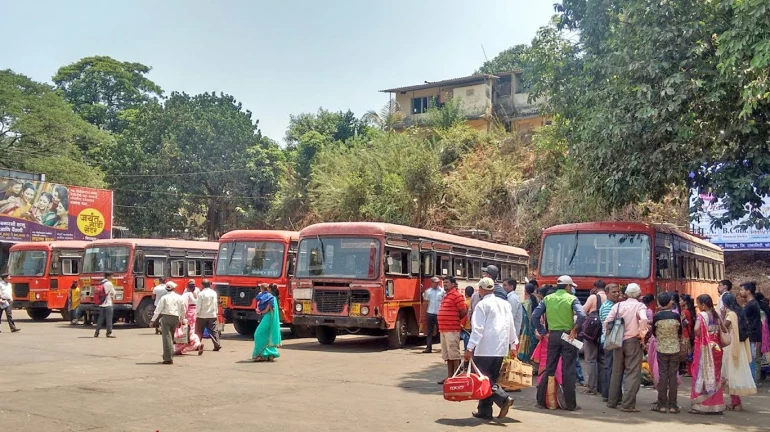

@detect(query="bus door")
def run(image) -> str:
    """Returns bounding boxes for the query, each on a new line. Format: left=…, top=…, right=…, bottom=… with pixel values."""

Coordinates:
left=417, top=242, right=434, bottom=334
left=49, top=250, right=82, bottom=309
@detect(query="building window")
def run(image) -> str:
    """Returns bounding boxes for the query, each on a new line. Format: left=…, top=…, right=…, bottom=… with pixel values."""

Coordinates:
left=411, top=96, right=436, bottom=114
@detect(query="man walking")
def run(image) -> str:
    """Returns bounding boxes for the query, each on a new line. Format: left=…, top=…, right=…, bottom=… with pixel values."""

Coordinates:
left=422, top=276, right=444, bottom=353
left=741, top=281, right=762, bottom=386
left=0, top=273, right=20, bottom=333
left=503, top=278, right=523, bottom=337
left=437, top=276, right=467, bottom=384
left=581, top=279, right=607, bottom=395
left=150, top=281, right=185, bottom=365
left=94, top=272, right=116, bottom=338
left=717, top=279, right=732, bottom=315
left=195, top=279, right=221, bottom=352
left=152, top=277, right=169, bottom=335
left=599, top=283, right=620, bottom=402
left=604, top=283, right=648, bottom=412
left=464, top=277, right=516, bottom=420
left=532, top=275, right=586, bottom=411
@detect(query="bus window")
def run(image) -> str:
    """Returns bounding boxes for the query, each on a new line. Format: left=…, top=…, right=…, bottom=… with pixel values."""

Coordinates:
left=453, top=258, right=466, bottom=278
left=438, top=255, right=450, bottom=276
left=471, top=260, right=481, bottom=279
left=146, top=259, right=166, bottom=278
left=62, top=258, right=79, bottom=275
left=286, top=253, right=296, bottom=277
left=133, top=250, right=145, bottom=274
left=409, top=245, right=420, bottom=276
left=187, top=260, right=202, bottom=277
left=171, top=260, right=185, bottom=278
left=385, top=249, right=409, bottom=275
left=422, top=253, right=434, bottom=276
left=203, top=260, right=214, bottom=277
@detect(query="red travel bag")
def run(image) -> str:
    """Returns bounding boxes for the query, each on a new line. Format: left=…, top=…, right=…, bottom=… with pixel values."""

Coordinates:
left=443, top=359, right=492, bottom=401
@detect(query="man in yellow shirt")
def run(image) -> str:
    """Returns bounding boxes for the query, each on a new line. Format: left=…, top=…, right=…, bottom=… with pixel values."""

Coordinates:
left=69, top=282, right=82, bottom=325
left=461, top=286, right=474, bottom=349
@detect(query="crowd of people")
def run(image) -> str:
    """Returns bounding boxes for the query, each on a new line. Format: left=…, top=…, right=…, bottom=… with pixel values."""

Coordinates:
left=428, top=269, right=770, bottom=420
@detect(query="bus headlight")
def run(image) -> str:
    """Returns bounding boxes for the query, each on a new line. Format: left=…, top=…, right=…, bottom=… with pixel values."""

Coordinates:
left=361, top=306, right=370, bottom=316
left=385, top=280, right=394, bottom=299
left=295, top=303, right=303, bottom=313
left=35, top=293, right=40, bottom=300
left=115, top=291, right=124, bottom=301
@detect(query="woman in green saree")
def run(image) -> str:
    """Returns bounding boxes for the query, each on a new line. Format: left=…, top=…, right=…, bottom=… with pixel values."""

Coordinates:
left=252, top=283, right=282, bottom=362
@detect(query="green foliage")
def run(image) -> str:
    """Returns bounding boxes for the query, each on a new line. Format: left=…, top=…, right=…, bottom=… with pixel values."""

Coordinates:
left=426, top=95, right=466, bottom=131
left=477, top=45, right=531, bottom=75
left=53, top=56, right=163, bottom=133
left=0, top=69, right=109, bottom=187
left=528, top=1, right=770, bottom=228
left=363, top=100, right=404, bottom=132
left=109, top=92, right=282, bottom=238
left=309, top=131, right=442, bottom=227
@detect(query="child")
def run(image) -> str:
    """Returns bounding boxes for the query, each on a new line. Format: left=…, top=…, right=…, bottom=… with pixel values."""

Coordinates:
left=651, top=292, right=682, bottom=413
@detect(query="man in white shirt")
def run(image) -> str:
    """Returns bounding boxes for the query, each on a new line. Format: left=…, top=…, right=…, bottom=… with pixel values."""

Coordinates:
left=422, top=276, right=445, bottom=353
left=150, top=281, right=186, bottom=364
left=0, top=273, right=20, bottom=333
left=94, top=272, right=116, bottom=338
left=717, top=279, right=732, bottom=315
left=503, top=278, right=522, bottom=337
left=464, top=277, right=517, bottom=420
left=152, top=277, right=168, bottom=335
left=195, top=279, right=221, bottom=352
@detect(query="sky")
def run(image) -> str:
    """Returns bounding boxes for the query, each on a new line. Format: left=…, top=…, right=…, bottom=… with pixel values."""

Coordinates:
left=3, top=0, right=555, bottom=144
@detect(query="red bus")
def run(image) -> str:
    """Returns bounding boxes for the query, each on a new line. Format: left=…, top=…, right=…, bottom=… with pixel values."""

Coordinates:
left=78, top=239, right=218, bottom=326
left=8, top=241, right=88, bottom=321
left=291, top=222, right=529, bottom=348
left=537, top=222, right=725, bottom=303
left=214, top=230, right=300, bottom=336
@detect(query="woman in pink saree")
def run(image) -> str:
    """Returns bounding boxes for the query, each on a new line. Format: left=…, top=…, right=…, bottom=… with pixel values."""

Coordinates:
left=174, top=283, right=203, bottom=355
left=689, top=294, right=726, bottom=414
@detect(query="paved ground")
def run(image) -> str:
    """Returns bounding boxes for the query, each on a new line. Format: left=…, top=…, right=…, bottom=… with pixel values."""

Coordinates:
left=1, top=311, right=768, bottom=432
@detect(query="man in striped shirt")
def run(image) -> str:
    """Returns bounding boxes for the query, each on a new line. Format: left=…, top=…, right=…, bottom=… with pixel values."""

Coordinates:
left=599, top=283, right=620, bottom=402
left=438, top=276, right=468, bottom=384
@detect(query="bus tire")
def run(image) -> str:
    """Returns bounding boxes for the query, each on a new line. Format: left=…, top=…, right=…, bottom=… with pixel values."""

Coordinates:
left=27, top=308, right=52, bottom=321
left=387, top=310, right=409, bottom=349
left=134, top=298, right=155, bottom=328
left=290, top=324, right=315, bottom=339
left=316, top=326, right=337, bottom=345
left=233, top=318, right=257, bottom=336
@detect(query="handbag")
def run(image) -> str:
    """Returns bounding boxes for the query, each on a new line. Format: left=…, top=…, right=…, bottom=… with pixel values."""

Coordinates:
left=718, top=318, right=732, bottom=347
left=604, top=303, right=625, bottom=351
left=443, top=359, right=493, bottom=402
left=174, top=324, right=190, bottom=344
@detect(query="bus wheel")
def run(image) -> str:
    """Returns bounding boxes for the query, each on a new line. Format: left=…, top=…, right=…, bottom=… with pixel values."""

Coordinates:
left=233, top=318, right=257, bottom=336
left=27, top=308, right=52, bottom=321
left=387, top=310, right=409, bottom=349
left=290, top=324, right=315, bottom=339
left=316, top=326, right=337, bottom=345
left=134, top=299, right=154, bottom=328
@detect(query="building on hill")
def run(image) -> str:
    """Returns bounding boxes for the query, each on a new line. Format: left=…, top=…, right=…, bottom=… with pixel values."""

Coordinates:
left=380, top=71, right=548, bottom=135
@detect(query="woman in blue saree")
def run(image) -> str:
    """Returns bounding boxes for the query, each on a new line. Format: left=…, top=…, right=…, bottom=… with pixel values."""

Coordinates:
left=252, top=283, right=282, bottom=362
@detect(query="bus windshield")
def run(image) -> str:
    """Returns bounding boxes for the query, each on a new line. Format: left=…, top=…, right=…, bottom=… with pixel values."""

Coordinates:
left=296, top=237, right=380, bottom=279
left=9, top=251, right=48, bottom=276
left=216, top=241, right=286, bottom=277
left=83, top=247, right=130, bottom=273
left=540, top=232, right=651, bottom=279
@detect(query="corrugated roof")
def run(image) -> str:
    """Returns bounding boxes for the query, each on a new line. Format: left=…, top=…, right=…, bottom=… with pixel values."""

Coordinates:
left=380, top=74, right=499, bottom=93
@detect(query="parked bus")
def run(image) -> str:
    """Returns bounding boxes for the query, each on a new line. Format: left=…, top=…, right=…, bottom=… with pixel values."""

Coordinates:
left=291, top=222, right=529, bottom=348
left=8, top=241, right=88, bottom=321
left=214, top=230, right=301, bottom=336
left=78, top=239, right=218, bottom=326
left=537, top=222, right=724, bottom=303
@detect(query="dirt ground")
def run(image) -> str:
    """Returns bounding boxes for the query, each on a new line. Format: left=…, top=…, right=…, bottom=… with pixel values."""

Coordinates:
left=1, top=311, right=768, bottom=432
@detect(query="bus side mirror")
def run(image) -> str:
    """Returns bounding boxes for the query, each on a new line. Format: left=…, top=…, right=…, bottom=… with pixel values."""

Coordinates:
left=386, top=256, right=394, bottom=267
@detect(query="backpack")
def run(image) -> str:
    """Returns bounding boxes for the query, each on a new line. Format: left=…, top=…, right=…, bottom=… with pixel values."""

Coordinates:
left=93, top=284, right=106, bottom=305
left=579, top=294, right=603, bottom=342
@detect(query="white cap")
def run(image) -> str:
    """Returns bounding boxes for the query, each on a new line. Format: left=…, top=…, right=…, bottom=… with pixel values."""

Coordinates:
left=625, top=283, right=641, bottom=297
left=166, top=281, right=177, bottom=291
left=557, top=275, right=577, bottom=287
left=478, top=277, right=495, bottom=291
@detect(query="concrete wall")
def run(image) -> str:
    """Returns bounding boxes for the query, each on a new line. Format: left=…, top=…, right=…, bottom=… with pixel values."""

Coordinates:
left=453, top=83, right=492, bottom=117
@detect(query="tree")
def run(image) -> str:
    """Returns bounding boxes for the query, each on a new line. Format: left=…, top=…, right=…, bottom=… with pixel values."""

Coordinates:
left=477, top=45, right=531, bottom=75
left=109, top=92, right=282, bottom=238
left=0, top=69, right=109, bottom=187
left=528, top=1, right=770, bottom=228
left=363, top=100, right=404, bottom=132
left=53, top=56, right=163, bottom=133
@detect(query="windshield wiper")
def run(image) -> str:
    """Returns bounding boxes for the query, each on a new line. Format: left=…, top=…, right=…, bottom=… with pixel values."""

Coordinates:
left=568, top=231, right=579, bottom=266
left=317, top=235, right=326, bottom=263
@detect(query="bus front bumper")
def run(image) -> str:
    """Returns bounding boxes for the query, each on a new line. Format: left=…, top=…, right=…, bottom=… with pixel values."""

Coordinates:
left=292, top=315, right=385, bottom=329
left=12, top=301, right=48, bottom=310
left=227, top=308, right=259, bottom=322
left=79, top=304, right=134, bottom=313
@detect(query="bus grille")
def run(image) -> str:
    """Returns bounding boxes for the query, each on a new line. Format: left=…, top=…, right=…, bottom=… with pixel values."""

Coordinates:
left=214, top=284, right=228, bottom=298
left=313, top=290, right=348, bottom=314
left=13, top=283, right=30, bottom=298
left=350, top=289, right=370, bottom=304
left=230, top=286, right=257, bottom=307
